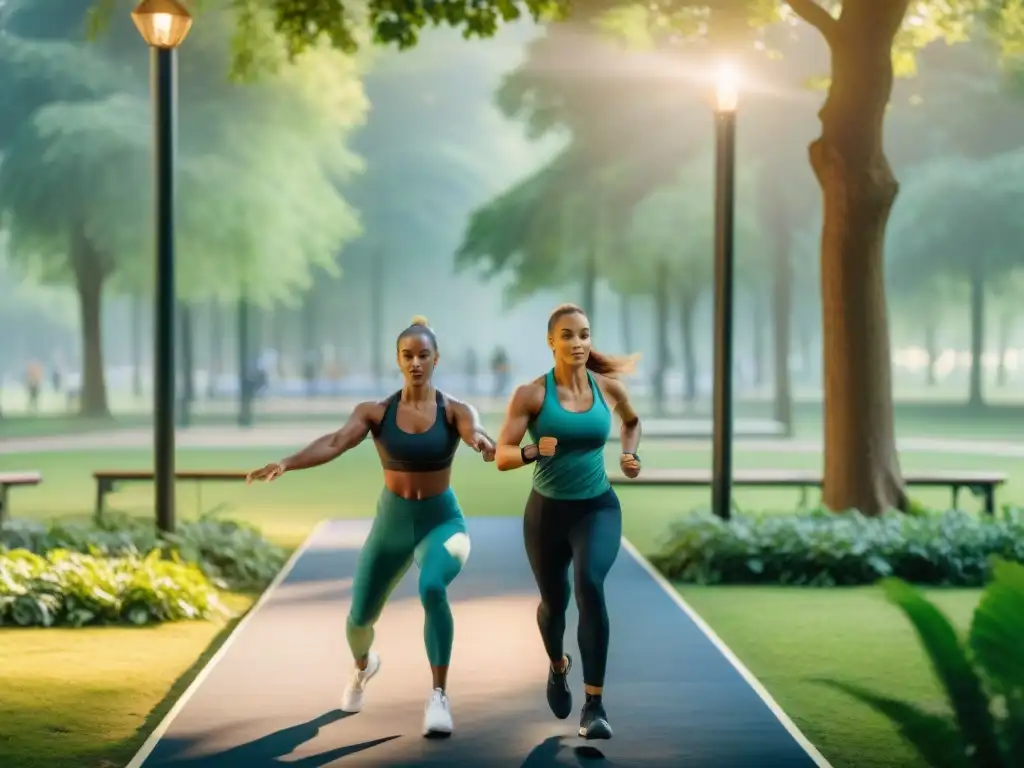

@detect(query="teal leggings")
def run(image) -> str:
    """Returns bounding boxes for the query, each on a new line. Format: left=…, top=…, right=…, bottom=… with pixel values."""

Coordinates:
left=346, top=487, right=470, bottom=667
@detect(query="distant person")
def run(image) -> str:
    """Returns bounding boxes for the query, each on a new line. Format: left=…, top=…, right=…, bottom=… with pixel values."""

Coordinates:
left=302, top=348, right=320, bottom=398
left=251, top=359, right=269, bottom=398
left=493, top=303, right=642, bottom=741
left=25, top=361, right=43, bottom=412
left=324, top=358, right=344, bottom=396
left=490, top=346, right=510, bottom=398
left=464, top=349, right=478, bottom=395
left=246, top=316, right=496, bottom=738
left=257, top=348, right=277, bottom=391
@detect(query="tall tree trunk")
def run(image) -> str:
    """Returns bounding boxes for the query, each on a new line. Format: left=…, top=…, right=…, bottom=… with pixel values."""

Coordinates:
left=618, top=292, right=634, bottom=352
left=371, top=247, right=384, bottom=391
left=797, top=322, right=813, bottom=383
left=752, top=296, right=766, bottom=389
left=810, top=3, right=909, bottom=516
left=270, top=306, right=285, bottom=378
left=967, top=259, right=985, bottom=408
left=924, top=322, right=938, bottom=387
left=582, top=245, right=597, bottom=327
left=996, top=311, right=1011, bottom=388
left=652, top=261, right=670, bottom=416
left=678, top=288, right=698, bottom=404
left=237, top=293, right=253, bottom=427
left=207, top=301, right=222, bottom=398
left=770, top=213, right=793, bottom=431
left=303, top=289, right=317, bottom=398
left=131, top=294, right=143, bottom=398
left=71, top=230, right=110, bottom=417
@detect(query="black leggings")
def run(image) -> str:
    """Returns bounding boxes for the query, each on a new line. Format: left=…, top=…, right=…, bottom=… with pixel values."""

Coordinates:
left=523, top=488, right=622, bottom=688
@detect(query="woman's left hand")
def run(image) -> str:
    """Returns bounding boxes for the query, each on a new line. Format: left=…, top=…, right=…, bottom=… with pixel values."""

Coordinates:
left=473, top=432, right=497, bottom=462
left=620, top=453, right=641, bottom=479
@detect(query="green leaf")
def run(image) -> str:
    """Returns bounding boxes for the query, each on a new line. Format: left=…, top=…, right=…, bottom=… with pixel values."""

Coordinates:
left=816, top=679, right=968, bottom=768
left=968, top=558, right=1024, bottom=694
left=881, top=578, right=1005, bottom=767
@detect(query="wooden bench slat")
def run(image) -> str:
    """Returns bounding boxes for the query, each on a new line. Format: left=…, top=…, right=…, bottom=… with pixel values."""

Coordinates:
left=0, top=471, right=42, bottom=524
left=610, top=469, right=1007, bottom=486
left=93, top=470, right=249, bottom=481
left=0, top=471, right=43, bottom=486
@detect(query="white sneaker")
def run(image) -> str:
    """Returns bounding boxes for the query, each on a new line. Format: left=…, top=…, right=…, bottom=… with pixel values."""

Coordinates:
left=422, top=688, right=453, bottom=737
left=341, top=652, right=381, bottom=713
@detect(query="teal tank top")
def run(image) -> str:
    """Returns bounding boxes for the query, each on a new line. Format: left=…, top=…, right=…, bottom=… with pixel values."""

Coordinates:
left=527, top=369, right=612, bottom=500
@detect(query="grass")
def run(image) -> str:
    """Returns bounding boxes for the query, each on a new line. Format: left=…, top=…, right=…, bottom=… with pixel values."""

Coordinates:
left=0, top=440, right=1015, bottom=768
left=678, top=585, right=980, bottom=768
left=0, top=593, right=254, bottom=768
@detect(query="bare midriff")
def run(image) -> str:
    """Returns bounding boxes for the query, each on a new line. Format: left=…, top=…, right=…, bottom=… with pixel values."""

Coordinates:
left=383, top=467, right=453, bottom=500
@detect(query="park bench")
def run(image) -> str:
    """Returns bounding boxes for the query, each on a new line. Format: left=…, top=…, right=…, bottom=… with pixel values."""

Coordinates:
left=608, top=418, right=788, bottom=441
left=92, top=469, right=250, bottom=522
left=0, top=471, right=43, bottom=524
left=610, top=468, right=1007, bottom=514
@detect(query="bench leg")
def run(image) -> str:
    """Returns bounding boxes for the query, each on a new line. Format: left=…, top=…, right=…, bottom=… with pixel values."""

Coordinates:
left=95, top=480, right=113, bottom=525
left=0, top=486, right=8, bottom=525
left=985, top=486, right=995, bottom=516
left=951, top=486, right=960, bottom=511
left=799, top=486, right=808, bottom=509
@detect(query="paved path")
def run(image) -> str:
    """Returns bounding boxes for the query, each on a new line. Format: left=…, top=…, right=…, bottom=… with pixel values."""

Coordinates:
left=4, top=424, right=1024, bottom=458
left=126, top=518, right=829, bottom=768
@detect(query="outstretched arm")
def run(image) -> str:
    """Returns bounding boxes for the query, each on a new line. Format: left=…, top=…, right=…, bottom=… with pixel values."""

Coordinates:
left=495, top=384, right=542, bottom=471
left=270, top=402, right=377, bottom=478
left=449, top=398, right=496, bottom=461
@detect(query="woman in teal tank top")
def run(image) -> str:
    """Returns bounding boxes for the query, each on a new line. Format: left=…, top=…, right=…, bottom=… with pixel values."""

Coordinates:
left=495, top=303, right=643, bottom=741
left=245, top=316, right=495, bottom=739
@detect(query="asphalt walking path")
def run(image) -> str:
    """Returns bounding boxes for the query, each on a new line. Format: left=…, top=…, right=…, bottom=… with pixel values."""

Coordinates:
left=126, top=517, right=828, bottom=768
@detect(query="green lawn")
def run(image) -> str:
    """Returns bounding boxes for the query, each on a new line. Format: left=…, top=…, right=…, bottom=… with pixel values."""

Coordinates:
left=678, top=586, right=979, bottom=768
left=0, top=441, right=1009, bottom=768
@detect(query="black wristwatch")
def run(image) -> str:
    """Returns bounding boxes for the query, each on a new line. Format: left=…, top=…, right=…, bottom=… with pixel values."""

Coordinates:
left=521, top=445, right=539, bottom=464
left=621, top=452, right=640, bottom=463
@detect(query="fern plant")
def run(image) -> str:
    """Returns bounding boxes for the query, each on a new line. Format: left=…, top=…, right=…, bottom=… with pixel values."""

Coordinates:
left=824, top=559, right=1024, bottom=768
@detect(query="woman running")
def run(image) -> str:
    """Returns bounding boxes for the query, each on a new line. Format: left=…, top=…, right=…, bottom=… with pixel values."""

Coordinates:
left=494, top=303, right=641, bottom=741
left=246, top=316, right=495, bottom=738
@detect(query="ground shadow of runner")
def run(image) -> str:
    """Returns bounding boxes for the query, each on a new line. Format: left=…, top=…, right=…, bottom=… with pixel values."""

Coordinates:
left=521, top=736, right=625, bottom=767
left=155, top=709, right=400, bottom=767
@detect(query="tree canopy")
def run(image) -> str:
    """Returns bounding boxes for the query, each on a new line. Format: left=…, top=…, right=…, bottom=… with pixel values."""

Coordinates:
left=888, top=151, right=1024, bottom=289
left=0, top=0, right=368, bottom=412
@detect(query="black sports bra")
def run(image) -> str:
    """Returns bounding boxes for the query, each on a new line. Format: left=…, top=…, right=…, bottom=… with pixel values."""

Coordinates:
left=371, top=390, right=460, bottom=472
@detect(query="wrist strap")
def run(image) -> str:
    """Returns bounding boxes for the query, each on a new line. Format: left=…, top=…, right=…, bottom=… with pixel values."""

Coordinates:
left=521, top=446, right=538, bottom=465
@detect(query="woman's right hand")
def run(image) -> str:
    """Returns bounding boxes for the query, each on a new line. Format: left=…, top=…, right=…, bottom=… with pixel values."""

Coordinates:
left=538, top=436, right=558, bottom=457
left=246, top=461, right=287, bottom=484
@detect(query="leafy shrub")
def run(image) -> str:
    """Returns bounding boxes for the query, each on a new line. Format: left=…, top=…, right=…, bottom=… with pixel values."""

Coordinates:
left=650, top=507, right=1024, bottom=586
left=0, top=548, right=227, bottom=627
left=823, top=559, right=1024, bottom=767
left=0, top=513, right=286, bottom=590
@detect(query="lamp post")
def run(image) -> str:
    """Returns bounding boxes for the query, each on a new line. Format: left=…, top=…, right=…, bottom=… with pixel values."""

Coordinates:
left=131, top=0, right=193, bottom=533
left=711, top=63, right=738, bottom=522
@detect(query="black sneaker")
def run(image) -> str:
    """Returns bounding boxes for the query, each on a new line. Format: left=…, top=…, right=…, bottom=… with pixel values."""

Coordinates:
left=578, top=697, right=613, bottom=740
left=546, top=654, right=573, bottom=719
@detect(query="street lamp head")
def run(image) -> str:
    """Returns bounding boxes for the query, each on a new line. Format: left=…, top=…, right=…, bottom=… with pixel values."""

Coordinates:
left=131, top=0, right=193, bottom=49
left=715, top=62, right=739, bottom=113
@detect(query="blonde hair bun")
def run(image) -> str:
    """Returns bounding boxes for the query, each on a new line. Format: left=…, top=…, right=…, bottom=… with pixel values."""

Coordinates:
left=409, top=315, right=430, bottom=327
